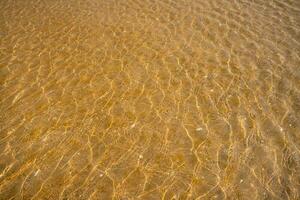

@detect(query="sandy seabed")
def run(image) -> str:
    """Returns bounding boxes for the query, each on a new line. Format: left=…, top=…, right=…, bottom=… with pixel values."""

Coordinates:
left=0, top=0, right=300, bottom=199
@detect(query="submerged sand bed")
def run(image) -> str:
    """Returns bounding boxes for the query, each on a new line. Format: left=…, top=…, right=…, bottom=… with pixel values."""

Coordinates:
left=0, top=0, right=300, bottom=199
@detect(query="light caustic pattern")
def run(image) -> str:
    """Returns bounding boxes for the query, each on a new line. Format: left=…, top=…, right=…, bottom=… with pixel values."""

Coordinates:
left=0, top=0, right=300, bottom=199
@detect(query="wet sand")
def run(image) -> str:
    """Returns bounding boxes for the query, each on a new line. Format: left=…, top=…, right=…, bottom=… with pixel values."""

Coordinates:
left=0, top=0, right=300, bottom=199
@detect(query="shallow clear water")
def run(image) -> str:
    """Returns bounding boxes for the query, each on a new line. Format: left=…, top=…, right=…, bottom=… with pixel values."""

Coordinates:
left=0, top=0, right=300, bottom=199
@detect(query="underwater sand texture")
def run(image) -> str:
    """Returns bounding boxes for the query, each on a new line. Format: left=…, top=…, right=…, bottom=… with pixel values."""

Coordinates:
left=0, top=0, right=300, bottom=199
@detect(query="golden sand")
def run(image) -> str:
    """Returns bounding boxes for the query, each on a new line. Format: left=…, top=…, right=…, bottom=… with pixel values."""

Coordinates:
left=0, top=0, right=300, bottom=199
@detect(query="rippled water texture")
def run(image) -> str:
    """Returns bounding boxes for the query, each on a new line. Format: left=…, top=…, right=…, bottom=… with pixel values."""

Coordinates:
left=1, top=0, right=300, bottom=199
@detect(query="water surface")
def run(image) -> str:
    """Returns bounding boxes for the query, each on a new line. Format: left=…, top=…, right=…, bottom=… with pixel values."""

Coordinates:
left=0, top=0, right=300, bottom=199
